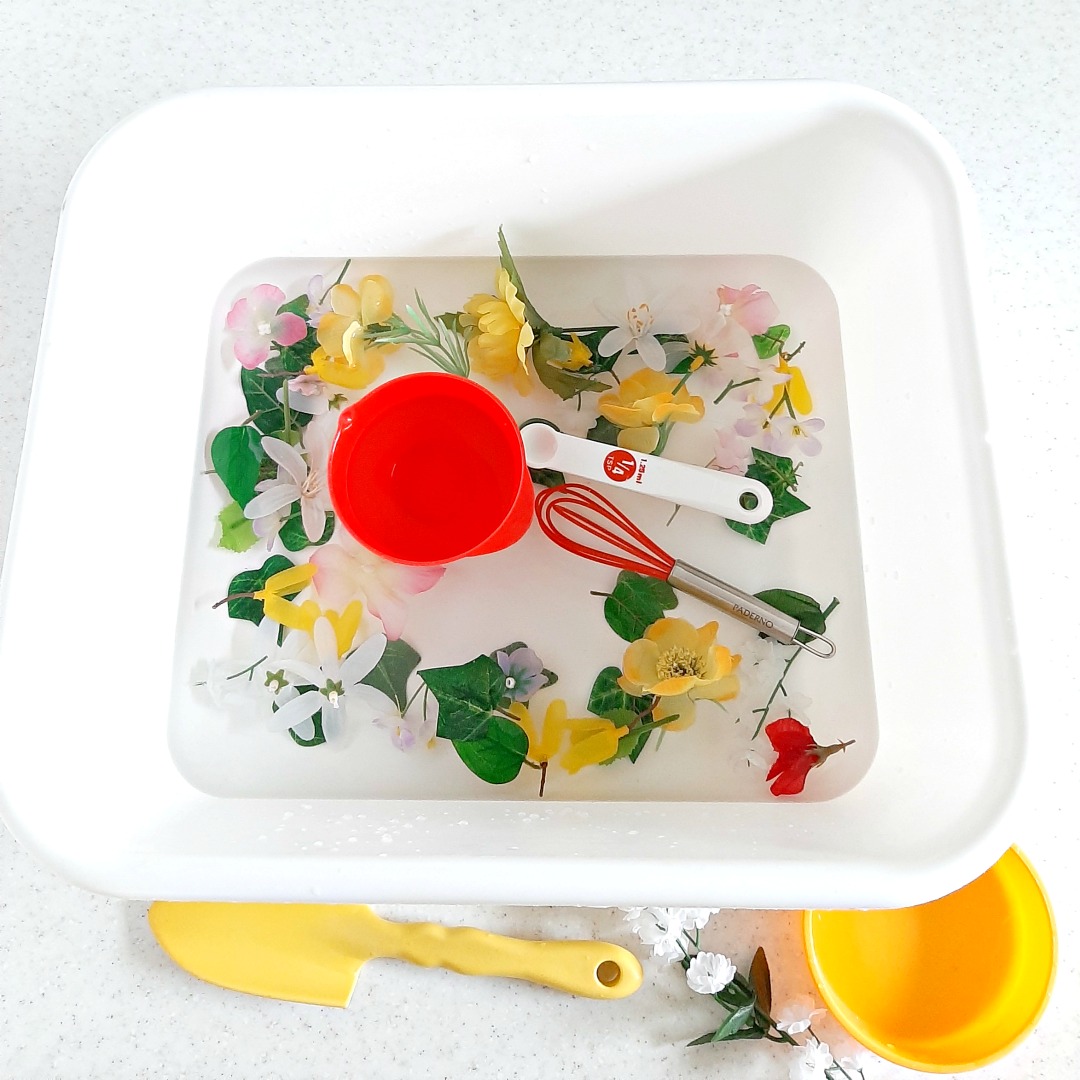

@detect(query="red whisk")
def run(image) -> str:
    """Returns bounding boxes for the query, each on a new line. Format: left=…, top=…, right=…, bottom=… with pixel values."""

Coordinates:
left=535, top=483, right=835, bottom=658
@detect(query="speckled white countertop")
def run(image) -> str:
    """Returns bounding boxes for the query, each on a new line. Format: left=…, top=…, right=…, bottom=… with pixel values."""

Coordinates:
left=1, top=2, right=1077, bottom=1077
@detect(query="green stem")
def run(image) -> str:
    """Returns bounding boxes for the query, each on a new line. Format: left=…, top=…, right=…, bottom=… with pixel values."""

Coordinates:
left=227, top=656, right=268, bottom=682
left=320, top=259, right=352, bottom=302
left=751, top=646, right=802, bottom=739
left=402, top=682, right=424, bottom=715
left=713, top=376, right=758, bottom=405
left=282, top=384, right=293, bottom=441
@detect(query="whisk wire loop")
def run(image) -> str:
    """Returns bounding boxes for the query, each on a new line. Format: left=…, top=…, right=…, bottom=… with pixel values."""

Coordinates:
left=534, top=483, right=676, bottom=580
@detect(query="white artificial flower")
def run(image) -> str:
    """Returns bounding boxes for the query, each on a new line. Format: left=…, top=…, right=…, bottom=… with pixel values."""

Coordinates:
left=596, top=293, right=697, bottom=370
left=678, top=908, right=720, bottom=930
left=622, top=907, right=687, bottom=962
left=192, top=658, right=261, bottom=711
left=789, top=1037, right=834, bottom=1080
left=775, top=994, right=826, bottom=1035
left=268, top=622, right=396, bottom=740
left=244, top=420, right=334, bottom=543
left=763, top=414, right=825, bottom=458
left=685, top=952, right=737, bottom=994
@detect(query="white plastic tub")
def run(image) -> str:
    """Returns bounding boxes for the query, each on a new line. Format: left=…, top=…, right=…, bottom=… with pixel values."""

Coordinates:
left=0, top=82, right=1024, bottom=907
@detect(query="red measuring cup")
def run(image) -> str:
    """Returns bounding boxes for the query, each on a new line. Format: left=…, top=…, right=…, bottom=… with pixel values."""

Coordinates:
left=328, top=372, right=533, bottom=565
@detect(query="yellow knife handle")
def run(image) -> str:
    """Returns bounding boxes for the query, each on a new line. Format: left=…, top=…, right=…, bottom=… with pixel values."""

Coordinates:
left=374, top=920, right=642, bottom=999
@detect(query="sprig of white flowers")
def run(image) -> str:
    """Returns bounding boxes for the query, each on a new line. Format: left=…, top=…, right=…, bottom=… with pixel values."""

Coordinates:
left=621, top=908, right=868, bottom=1080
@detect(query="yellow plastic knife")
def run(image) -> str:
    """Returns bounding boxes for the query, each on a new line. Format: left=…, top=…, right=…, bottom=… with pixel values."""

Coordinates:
left=149, top=902, right=642, bottom=1006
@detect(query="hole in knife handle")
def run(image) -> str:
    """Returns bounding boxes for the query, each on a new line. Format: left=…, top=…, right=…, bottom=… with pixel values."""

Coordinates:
left=595, top=960, right=622, bottom=987
left=739, top=491, right=759, bottom=511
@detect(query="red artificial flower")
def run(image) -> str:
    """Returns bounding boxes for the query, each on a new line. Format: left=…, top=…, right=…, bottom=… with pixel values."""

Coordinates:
left=764, top=717, right=854, bottom=797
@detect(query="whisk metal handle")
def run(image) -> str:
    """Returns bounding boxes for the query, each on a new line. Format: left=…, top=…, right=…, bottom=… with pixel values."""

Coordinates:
left=668, top=561, right=835, bottom=658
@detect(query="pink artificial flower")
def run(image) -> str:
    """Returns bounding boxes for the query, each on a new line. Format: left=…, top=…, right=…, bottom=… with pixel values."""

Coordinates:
left=716, top=284, right=780, bottom=337
left=226, top=284, right=308, bottom=369
left=311, top=535, right=446, bottom=640
left=711, top=428, right=753, bottom=473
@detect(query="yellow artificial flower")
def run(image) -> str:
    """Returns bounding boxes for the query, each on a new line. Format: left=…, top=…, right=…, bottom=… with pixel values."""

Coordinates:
left=253, top=563, right=363, bottom=657
left=509, top=699, right=629, bottom=775
left=308, top=275, right=398, bottom=390
left=550, top=333, right=593, bottom=371
left=764, top=355, right=812, bottom=415
left=460, top=268, right=535, bottom=395
left=618, top=617, right=740, bottom=731
left=597, top=368, right=705, bottom=452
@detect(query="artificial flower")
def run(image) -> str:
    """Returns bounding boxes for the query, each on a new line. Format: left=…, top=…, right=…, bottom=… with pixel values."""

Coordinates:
left=764, top=716, right=853, bottom=797
left=252, top=563, right=364, bottom=658
left=621, top=907, right=717, bottom=963
left=596, top=296, right=696, bottom=370
left=597, top=368, right=705, bottom=452
left=192, top=658, right=261, bottom=712
left=267, top=623, right=397, bottom=739
left=789, top=1036, right=834, bottom=1080
left=278, top=372, right=333, bottom=416
left=508, top=699, right=629, bottom=776
left=734, top=401, right=776, bottom=441
left=226, top=284, right=308, bottom=369
left=305, top=274, right=333, bottom=326
left=311, top=534, right=445, bottom=641
left=686, top=952, right=737, bottom=995
left=764, top=352, right=813, bottom=415
left=711, top=427, right=753, bottom=473
left=460, top=268, right=535, bottom=395
left=775, top=994, right=826, bottom=1036
left=309, top=274, right=397, bottom=389
left=763, top=414, right=825, bottom=458
left=495, top=645, right=547, bottom=703
left=373, top=709, right=436, bottom=751
left=697, top=284, right=780, bottom=363
left=618, top=618, right=740, bottom=730
left=549, top=333, right=593, bottom=371
left=243, top=421, right=333, bottom=544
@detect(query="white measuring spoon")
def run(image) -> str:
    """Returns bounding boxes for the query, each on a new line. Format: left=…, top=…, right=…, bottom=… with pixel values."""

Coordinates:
left=521, top=423, right=772, bottom=525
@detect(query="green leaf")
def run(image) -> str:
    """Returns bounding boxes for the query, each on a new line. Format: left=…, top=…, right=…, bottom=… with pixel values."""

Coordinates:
left=588, top=666, right=652, bottom=721
left=361, top=638, right=421, bottom=711
left=435, top=311, right=463, bottom=335
left=585, top=415, right=622, bottom=446
left=277, top=295, right=310, bottom=318
left=727, top=449, right=810, bottom=544
left=421, top=654, right=506, bottom=742
left=532, top=330, right=611, bottom=401
left=753, top=589, right=827, bottom=636
left=210, top=425, right=264, bottom=506
left=224, top=554, right=296, bottom=624
left=603, top=570, right=678, bottom=642
left=239, top=367, right=314, bottom=435
left=217, top=501, right=258, bottom=552
left=752, top=324, right=790, bottom=359
left=497, top=226, right=549, bottom=331
left=279, top=508, right=335, bottom=551
left=453, top=716, right=529, bottom=784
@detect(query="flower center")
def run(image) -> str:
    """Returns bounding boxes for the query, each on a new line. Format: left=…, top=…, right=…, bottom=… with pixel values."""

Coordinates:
left=264, top=669, right=288, bottom=694
left=505, top=676, right=517, bottom=690
left=655, top=645, right=704, bottom=681
left=301, top=469, right=322, bottom=499
left=257, top=320, right=273, bottom=336
left=626, top=302, right=654, bottom=338
left=321, top=679, right=344, bottom=707
left=718, top=303, right=734, bottom=318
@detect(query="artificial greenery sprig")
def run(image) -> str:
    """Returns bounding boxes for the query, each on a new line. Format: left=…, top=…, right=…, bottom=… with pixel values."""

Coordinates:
left=364, top=291, right=471, bottom=377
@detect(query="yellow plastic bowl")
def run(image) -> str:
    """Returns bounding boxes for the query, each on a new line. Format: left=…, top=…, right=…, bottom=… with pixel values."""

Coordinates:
left=804, top=847, right=1056, bottom=1073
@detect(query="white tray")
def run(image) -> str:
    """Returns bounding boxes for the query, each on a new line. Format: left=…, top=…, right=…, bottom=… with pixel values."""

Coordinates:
left=0, top=82, right=1024, bottom=907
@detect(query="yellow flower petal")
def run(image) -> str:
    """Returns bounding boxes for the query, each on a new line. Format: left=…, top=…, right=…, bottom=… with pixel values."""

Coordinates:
left=621, top=638, right=661, bottom=690
left=617, top=426, right=661, bottom=453
left=262, top=593, right=321, bottom=634
left=257, top=563, right=317, bottom=598
left=316, top=311, right=353, bottom=357
left=654, top=693, right=696, bottom=730
left=561, top=720, right=629, bottom=773
left=327, top=600, right=364, bottom=657
left=329, top=284, right=362, bottom=320
left=357, top=275, right=394, bottom=325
